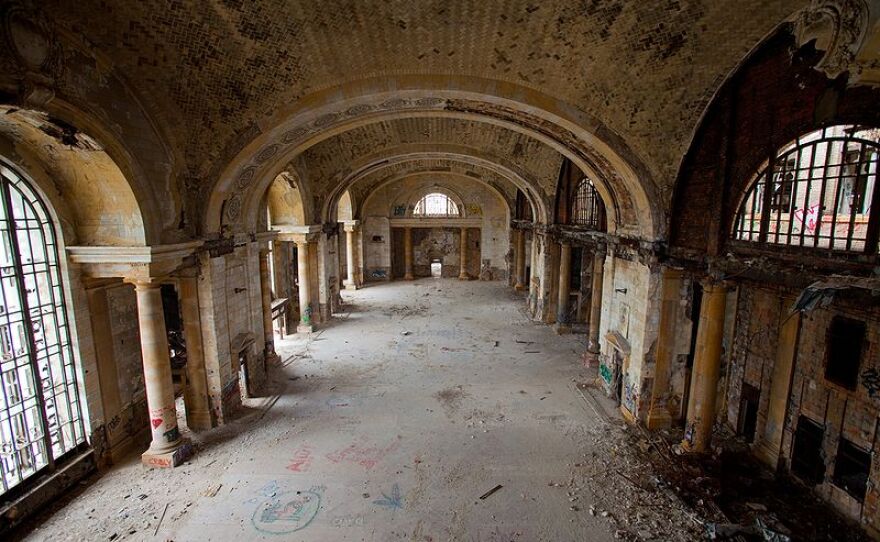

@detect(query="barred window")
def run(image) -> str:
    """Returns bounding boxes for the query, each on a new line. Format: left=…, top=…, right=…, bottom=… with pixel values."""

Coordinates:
left=0, top=160, right=84, bottom=498
left=413, top=193, right=459, bottom=217
left=571, top=178, right=606, bottom=231
left=732, top=125, right=880, bottom=253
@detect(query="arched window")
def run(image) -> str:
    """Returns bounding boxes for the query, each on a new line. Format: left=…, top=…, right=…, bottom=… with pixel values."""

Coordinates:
left=733, top=125, right=880, bottom=253
left=571, top=178, right=606, bottom=231
left=0, top=160, right=84, bottom=497
left=413, top=192, right=459, bottom=217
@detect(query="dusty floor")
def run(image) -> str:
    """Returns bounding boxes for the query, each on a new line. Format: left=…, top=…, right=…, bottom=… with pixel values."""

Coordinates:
left=18, top=280, right=702, bottom=541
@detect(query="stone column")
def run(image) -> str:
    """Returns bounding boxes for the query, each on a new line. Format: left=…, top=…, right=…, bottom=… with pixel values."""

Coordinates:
left=514, top=229, right=526, bottom=291
left=345, top=225, right=358, bottom=290
left=133, top=281, right=192, bottom=468
left=296, top=241, right=314, bottom=333
left=178, top=276, right=213, bottom=431
left=259, top=249, right=278, bottom=362
left=681, top=281, right=728, bottom=453
left=459, top=227, right=469, bottom=280
left=755, top=303, right=801, bottom=468
left=585, top=248, right=606, bottom=363
left=556, top=241, right=572, bottom=333
left=646, top=268, right=683, bottom=430
left=403, top=227, right=414, bottom=280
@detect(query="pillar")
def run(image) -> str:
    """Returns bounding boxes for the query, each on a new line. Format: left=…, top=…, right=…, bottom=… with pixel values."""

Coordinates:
left=556, top=241, right=572, bottom=333
left=404, top=227, right=414, bottom=280
left=133, top=281, right=192, bottom=468
left=459, top=227, right=469, bottom=280
left=178, top=277, right=213, bottom=431
left=259, top=249, right=278, bottom=362
left=345, top=226, right=358, bottom=290
left=585, top=248, right=606, bottom=363
left=755, top=303, right=801, bottom=468
left=296, top=241, right=314, bottom=333
left=514, top=229, right=526, bottom=291
left=681, top=281, right=728, bottom=453
left=645, top=268, right=683, bottom=430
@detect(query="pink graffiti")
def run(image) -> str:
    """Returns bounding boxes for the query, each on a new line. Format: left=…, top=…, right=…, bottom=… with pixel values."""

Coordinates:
left=286, top=445, right=314, bottom=472
left=793, top=204, right=821, bottom=233
left=325, top=438, right=400, bottom=470
left=150, top=418, right=163, bottom=429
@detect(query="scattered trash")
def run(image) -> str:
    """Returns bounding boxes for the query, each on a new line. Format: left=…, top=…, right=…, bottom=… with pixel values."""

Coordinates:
left=202, top=484, right=222, bottom=497
left=524, top=350, right=540, bottom=354
left=401, top=331, right=412, bottom=336
left=493, top=341, right=499, bottom=347
left=479, top=484, right=503, bottom=500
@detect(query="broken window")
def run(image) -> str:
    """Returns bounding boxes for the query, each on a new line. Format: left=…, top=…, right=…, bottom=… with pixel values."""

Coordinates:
left=732, top=125, right=880, bottom=252
left=832, top=438, right=871, bottom=502
left=413, top=193, right=459, bottom=217
left=824, top=316, right=865, bottom=391
left=791, top=416, right=826, bottom=485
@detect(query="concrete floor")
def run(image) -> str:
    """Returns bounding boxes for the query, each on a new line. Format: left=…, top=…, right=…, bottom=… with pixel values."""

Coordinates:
left=21, top=280, right=699, bottom=541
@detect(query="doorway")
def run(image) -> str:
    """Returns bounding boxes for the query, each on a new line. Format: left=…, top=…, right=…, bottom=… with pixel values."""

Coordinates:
left=431, top=260, right=442, bottom=278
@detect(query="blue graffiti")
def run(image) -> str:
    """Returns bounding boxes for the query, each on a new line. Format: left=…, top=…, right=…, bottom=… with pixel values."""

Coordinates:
left=373, top=483, right=404, bottom=510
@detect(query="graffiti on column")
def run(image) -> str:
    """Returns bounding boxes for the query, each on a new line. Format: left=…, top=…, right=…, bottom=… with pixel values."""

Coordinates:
left=861, top=367, right=880, bottom=397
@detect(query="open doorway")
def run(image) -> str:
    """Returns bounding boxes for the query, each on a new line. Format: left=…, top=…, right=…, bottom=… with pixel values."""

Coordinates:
left=431, top=260, right=442, bottom=278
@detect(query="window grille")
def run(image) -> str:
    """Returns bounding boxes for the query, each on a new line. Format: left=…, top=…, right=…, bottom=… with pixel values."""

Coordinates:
left=413, top=193, right=459, bottom=217
left=0, top=161, right=84, bottom=497
left=571, top=178, right=606, bottom=230
left=732, top=125, right=880, bottom=253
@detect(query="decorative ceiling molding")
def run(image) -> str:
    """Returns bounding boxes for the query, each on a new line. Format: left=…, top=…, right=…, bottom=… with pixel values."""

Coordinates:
left=793, top=0, right=870, bottom=81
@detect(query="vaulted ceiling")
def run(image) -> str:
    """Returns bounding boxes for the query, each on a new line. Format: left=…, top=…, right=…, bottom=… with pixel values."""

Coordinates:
left=4, top=0, right=864, bottom=243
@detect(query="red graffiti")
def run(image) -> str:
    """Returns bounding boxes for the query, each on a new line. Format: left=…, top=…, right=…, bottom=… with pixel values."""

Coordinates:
left=325, top=438, right=400, bottom=470
left=151, top=418, right=163, bottom=429
left=286, top=445, right=314, bottom=472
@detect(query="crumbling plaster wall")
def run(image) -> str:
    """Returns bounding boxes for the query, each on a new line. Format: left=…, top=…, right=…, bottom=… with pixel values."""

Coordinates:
left=363, top=217, right=391, bottom=281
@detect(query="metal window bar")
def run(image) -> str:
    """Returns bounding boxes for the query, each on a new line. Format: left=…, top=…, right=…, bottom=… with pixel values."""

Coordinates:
left=413, top=193, right=459, bottom=217
left=732, top=126, right=880, bottom=254
left=0, top=161, right=84, bottom=498
left=571, top=179, right=606, bottom=231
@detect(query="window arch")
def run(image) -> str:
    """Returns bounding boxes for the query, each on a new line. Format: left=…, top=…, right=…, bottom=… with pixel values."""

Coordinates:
left=413, top=192, right=459, bottom=217
left=0, top=160, right=84, bottom=497
left=571, top=178, right=606, bottom=231
left=733, top=125, right=880, bottom=253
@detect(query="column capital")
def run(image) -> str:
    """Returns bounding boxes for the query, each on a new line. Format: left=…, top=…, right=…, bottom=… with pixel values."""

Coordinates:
left=125, top=277, right=168, bottom=289
left=342, top=220, right=360, bottom=232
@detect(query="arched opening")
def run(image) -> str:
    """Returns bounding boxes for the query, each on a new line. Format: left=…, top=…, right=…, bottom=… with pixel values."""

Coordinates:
left=413, top=192, right=460, bottom=217
left=0, top=159, right=84, bottom=499
left=571, top=178, right=607, bottom=232
left=732, top=125, right=879, bottom=252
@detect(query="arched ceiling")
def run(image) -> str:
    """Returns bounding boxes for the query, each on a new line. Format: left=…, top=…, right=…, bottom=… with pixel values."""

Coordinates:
left=18, top=0, right=876, bottom=244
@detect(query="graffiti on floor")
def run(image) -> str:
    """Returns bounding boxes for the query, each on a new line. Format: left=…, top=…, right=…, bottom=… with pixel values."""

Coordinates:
left=286, top=445, right=314, bottom=472
left=325, top=437, right=400, bottom=470
left=373, top=483, right=404, bottom=510
left=331, top=514, right=366, bottom=528
left=250, top=482, right=324, bottom=535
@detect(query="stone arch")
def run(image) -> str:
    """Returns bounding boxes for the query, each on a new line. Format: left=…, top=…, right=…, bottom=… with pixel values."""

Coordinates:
left=0, top=107, right=146, bottom=246
left=336, top=190, right=354, bottom=222
left=206, top=81, right=660, bottom=239
left=321, top=151, right=547, bottom=226
left=265, top=170, right=309, bottom=227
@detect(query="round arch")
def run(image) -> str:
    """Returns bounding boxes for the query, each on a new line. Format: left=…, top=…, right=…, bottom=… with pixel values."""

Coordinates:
left=206, top=81, right=659, bottom=239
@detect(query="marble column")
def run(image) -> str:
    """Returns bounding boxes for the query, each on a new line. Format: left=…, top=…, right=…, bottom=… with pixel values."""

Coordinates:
left=459, top=227, right=469, bottom=280
left=681, top=281, right=728, bottom=453
left=404, top=227, right=414, bottom=281
left=259, top=249, right=278, bottom=362
left=133, top=281, right=192, bottom=468
left=345, top=225, right=358, bottom=290
left=296, top=241, right=314, bottom=333
left=555, top=241, right=572, bottom=333
left=514, top=229, right=526, bottom=291
left=585, top=248, right=606, bottom=364
left=178, top=276, right=213, bottom=431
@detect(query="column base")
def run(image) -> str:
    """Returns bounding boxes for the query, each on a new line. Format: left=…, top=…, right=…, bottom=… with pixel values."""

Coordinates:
left=142, top=438, right=193, bottom=468
left=404, top=274, right=414, bottom=281
left=458, top=275, right=469, bottom=281
left=186, top=410, right=215, bottom=432
left=582, top=350, right=599, bottom=367
left=554, top=323, right=571, bottom=335
left=514, top=284, right=526, bottom=291
left=645, top=408, right=672, bottom=431
left=297, top=324, right=314, bottom=334
left=344, top=283, right=360, bottom=291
